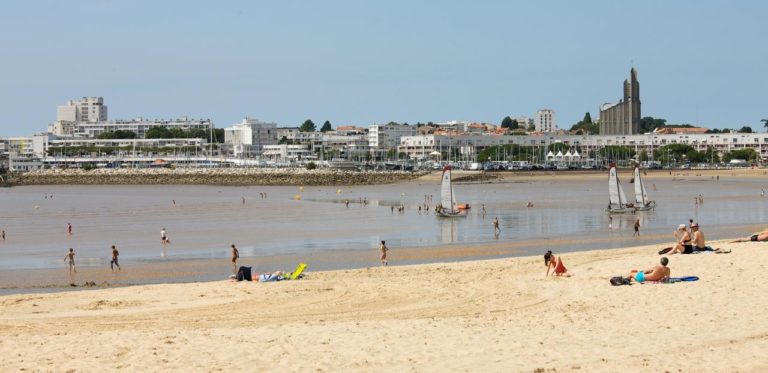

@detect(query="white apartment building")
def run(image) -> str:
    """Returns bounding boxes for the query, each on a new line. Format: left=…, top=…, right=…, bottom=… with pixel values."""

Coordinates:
left=62, top=117, right=213, bottom=139
left=54, top=97, right=108, bottom=136
left=398, top=132, right=768, bottom=161
left=534, top=109, right=556, bottom=132
left=262, top=144, right=312, bottom=162
left=514, top=116, right=533, bottom=129
left=223, top=118, right=278, bottom=157
left=368, top=123, right=418, bottom=150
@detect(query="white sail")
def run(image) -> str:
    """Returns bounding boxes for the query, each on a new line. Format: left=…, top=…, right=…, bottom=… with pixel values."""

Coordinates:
left=618, top=179, right=628, bottom=207
left=634, top=167, right=647, bottom=205
left=440, top=166, right=456, bottom=214
left=608, top=166, right=621, bottom=207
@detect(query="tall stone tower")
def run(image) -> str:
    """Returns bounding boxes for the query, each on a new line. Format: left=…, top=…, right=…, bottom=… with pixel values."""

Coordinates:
left=599, top=68, right=642, bottom=135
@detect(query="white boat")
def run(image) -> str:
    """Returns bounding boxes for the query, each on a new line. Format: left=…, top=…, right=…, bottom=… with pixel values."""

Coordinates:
left=606, top=164, right=634, bottom=214
left=436, top=165, right=466, bottom=218
left=633, top=166, right=656, bottom=211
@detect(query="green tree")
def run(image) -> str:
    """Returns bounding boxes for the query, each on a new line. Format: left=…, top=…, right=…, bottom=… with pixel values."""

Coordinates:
left=762, top=119, right=768, bottom=132
left=598, top=146, right=636, bottom=160
left=169, top=128, right=186, bottom=138
left=583, top=112, right=592, bottom=124
left=739, top=126, right=753, bottom=133
left=320, top=120, right=333, bottom=132
left=569, top=112, right=599, bottom=134
left=97, top=130, right=136, bottom=139
left=527, top=124, right=535, bottom=132
left=278, top=136, right=293, bottom=145
left=639, top=117, right=667, bottom=133
left=501, top=116, right=513, bottom=129
left=145, top=126, right=173, bottom=139
left=638, top=150, right=649, bottom=162
left=723, top=148, right=758, bottom=162
left=509, top=119, right=519, bottom=130
left=299, top=119, right=316, bottom=132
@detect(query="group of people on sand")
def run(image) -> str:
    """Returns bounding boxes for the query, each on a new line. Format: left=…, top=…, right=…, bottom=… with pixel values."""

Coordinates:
left=544, top=248, right=669, bottom=283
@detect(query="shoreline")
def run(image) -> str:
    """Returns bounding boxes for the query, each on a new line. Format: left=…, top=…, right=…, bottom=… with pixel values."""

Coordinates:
left=2, top=239, right=767, bottom=372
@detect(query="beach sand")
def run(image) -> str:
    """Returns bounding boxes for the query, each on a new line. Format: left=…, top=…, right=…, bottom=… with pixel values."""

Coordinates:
left=1, top=240, right=767, bottom=372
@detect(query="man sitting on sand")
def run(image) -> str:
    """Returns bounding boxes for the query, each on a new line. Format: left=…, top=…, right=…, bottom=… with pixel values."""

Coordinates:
left=731, top=229, right=768, bottom=242
left=628, top=257, right=671, bottom=283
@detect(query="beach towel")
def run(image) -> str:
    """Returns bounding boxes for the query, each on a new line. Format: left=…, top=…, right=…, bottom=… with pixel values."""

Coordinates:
left=666, top=276, right=699, bottom=283
left=236, top=266, right=252, bottom=282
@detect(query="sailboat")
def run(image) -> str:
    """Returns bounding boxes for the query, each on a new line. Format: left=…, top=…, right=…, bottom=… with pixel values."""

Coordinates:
left=436, top=165, right=467, bottom=218
left=606, top=164, right=634, bottom=214
left=632, top=166, right=656, bottom=211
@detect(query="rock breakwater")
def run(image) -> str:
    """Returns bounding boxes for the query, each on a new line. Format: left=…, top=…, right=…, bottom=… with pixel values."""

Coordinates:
left=11, top=168, right=429, bottom=186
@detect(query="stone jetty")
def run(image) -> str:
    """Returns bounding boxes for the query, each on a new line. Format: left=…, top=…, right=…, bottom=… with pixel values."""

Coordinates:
left=10, top=168, right=428, bottom=186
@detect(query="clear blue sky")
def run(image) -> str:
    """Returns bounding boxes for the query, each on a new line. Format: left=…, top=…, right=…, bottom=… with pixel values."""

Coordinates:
left=1, top=0, right=766, bottom=136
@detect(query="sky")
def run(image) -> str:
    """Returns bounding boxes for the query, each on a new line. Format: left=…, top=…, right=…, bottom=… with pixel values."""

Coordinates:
left=0, top=0, right=766, bottom=136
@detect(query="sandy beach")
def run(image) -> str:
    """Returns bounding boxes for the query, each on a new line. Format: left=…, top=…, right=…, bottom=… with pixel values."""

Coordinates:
left=2, top=239, right=767, bottom=372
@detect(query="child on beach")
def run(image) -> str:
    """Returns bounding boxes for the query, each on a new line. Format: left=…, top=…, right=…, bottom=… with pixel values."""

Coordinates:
left=379, top=240, right=389, bottom=266
left=64, top=248, right=76, bottom=273
left=544, top=250, right=572, bottom=277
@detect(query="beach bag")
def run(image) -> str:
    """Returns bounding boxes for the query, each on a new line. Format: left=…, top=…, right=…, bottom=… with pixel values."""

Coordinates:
left=610, top=276, right=631, bottom=286
left=236, top=266, right=252, bottom=282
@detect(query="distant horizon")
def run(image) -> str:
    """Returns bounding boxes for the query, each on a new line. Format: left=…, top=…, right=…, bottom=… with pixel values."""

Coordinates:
left=1, top=1, right=766, bottom=136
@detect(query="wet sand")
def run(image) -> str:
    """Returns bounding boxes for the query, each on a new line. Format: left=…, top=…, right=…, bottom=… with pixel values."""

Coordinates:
left=1, top=239, right=767, bottom=372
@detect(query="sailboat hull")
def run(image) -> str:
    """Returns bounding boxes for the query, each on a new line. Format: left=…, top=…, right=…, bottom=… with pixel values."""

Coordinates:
left=436, top=211, right=468, bottom=218
left=634, top=200, right=656, bottom=211
left=605, top=207, right=635, bottom=214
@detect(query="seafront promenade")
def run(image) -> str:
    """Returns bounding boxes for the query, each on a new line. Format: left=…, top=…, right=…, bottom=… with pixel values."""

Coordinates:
left=8, top=168, right=428, bottom=186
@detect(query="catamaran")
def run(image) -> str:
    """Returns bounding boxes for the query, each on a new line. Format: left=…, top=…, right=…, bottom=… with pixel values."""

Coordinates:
left=632, top=166, right=656, bottom=211
left=606, top=164, right=634, bottom=214
left=436, top=165, right=467, bottom=218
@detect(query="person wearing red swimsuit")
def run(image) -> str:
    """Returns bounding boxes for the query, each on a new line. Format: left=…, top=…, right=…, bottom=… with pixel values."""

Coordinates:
left=544, top=250, right=573, bottom=277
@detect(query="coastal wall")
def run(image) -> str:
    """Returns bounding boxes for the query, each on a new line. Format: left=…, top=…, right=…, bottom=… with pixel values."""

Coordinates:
left=9, top=168, right=429, bottom=186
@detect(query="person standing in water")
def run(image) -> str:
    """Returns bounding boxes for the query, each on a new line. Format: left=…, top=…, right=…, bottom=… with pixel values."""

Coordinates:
left=231, top=244, right=239, bottom=274
left=64, top=248, right=76, bottom=273
left=609, top=216, right=613, bottom=230
left=161, top=228, right=168, bottom=245
left=493, top=217, right=501, bottom=234
left=67, top=223, right=72, bottom=236
left=379, top=240, right=389, bottom=266
left=110, top=245, right=121, bottom=271
left=633, top=218, right=641, bottom=238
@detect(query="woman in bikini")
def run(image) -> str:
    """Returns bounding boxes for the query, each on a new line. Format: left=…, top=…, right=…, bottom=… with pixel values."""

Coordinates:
left=544, top=250, right=572, bottom=277
left=667, top=227, right=693, bottom=254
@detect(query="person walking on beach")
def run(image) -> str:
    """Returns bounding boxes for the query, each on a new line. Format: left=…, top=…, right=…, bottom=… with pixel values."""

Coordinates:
left=379, top=240, right=389, bottom=266
left=1, top=229, right=5, bottom=241
left=64, top=248, right=76, bottom=273
left=493, top=217, right=501, bottom=234
left=345, top=200, right=349, bottom=208
left=110, top=245, right=121, bottom=271
left=633, top=218, right=640, bottom=238
left=161, top=228, right=168, bottom=245
left=67, top=223, right=72, bottom=236
left=231, top=244, right=239, bottom=274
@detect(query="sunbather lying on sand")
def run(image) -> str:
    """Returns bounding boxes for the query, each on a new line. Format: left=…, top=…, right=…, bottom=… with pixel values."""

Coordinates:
left=253, top=271, right=286, bottom=282
left=628, top=257, right=671, bottom=283
left=731, top=229, right=768, bottom=243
